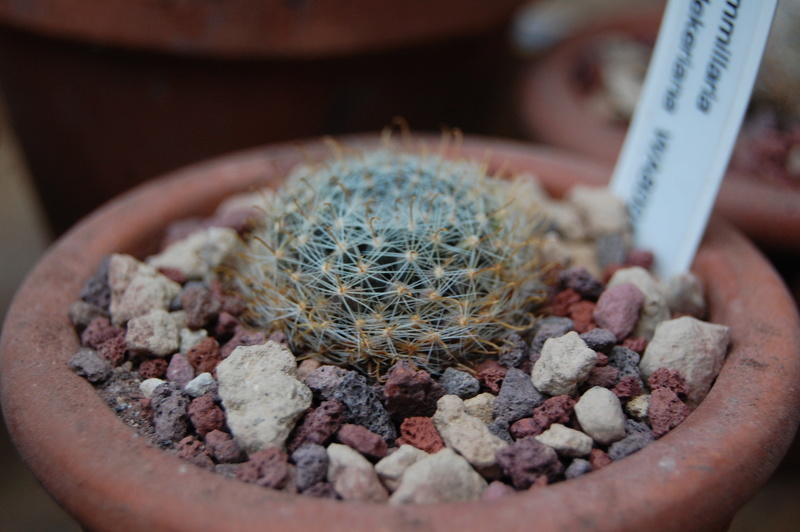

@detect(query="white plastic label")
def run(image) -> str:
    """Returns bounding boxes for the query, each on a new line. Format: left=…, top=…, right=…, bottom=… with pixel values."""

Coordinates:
left=610, top=0, right=777, bottom=278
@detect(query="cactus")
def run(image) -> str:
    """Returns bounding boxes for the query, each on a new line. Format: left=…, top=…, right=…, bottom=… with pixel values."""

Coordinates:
left=229, top=141, right=549, bottom=376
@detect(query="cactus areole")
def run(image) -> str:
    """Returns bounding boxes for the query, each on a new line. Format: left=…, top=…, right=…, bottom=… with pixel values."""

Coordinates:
left=229, top=143, right=549, bottom=376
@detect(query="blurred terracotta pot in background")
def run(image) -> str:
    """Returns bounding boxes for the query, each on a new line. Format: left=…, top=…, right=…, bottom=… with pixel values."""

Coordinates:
left=0, top=0, right=526, bottom=235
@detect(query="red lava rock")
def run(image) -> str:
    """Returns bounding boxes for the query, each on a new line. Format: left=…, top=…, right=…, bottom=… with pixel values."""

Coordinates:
left=156, top=267, right=187, bottom=285
left=548, top=288, right=582, bottom=317
left=181, top=284, right=221, bottom=330
left=186, top=337, right=222, bottom=375
left=167, top=353, right=196, bottom=388
left=623, top=336, right=648, bottom=354
left=139, top=358, right=168, bottom=379
left=595, top=352, right=609, bottom=366
left=586, top=365, right=619, bottom=388
left=648, top=368, right=689, bottom=400
left=496, top=436, right=564, bottom=489
left=396, top=417, right=445, bottom=454
left=532, top=395, right=576, bottom=430
left=476, top=361, right=506, bottom=394
left=482, top=480, right=516, bottom=500
left=177, top=436, right=215, bottom=470
left=625, top=249, right=655, bottom=270
left=97, top=333, right=128, bottom=366
left=210, top=280, right=247, bottom=317
left=80, top=316, right=123, bottom=349
left=236, top=448, right=291, bottom=489
left=649, top=387, right=693, bottom=438
left=509, top=417, right=544, bottom=440
left=204, top=430, right=246, bottom=463
left=150, top=384, right=190, bottom=444
left=384, top=362, right=445, bottom=421
left=611, top=376, right=644, bottom=403
left=188, top=394, right=225, bottom=436
left=213, top=311, right=241, bottom=341
left=336, top=424, right=388, bottom=459
left=568, top=300, right=597, bottom=333
left=288, top=400, right=344, bottom=452
left=590, top=448, right=613, bottom=470
left=220, top=325, right=268, bottom=359
left=593, top=282, right=645, bottom=341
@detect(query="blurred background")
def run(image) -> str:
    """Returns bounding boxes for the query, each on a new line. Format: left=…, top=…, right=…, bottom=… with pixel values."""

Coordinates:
left=1, top=0, right=798, bottom=529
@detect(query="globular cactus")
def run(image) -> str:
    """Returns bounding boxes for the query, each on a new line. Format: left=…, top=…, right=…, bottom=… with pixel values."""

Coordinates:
left=230, top=141, right=549, bottom=376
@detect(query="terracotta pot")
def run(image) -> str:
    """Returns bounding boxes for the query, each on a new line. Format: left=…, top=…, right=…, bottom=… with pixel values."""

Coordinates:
left=0, top=0, right=525, bottom=236
left=2, top=136, right=800, bottom=531
left=517, top=6, right=800, bottom=252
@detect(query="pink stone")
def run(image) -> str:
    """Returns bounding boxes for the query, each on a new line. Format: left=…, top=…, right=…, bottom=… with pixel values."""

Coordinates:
left=177, top=436, right=214, bottom=470
left=336, top=424, right=388, bottom=459
left=384, top=362, right=445, bottom=420
left=167, top=353, right=195, bottom=388
left=288, top=400, right=344, bottom=452
left=236, top=448, right=291, bottom=489
left=188, top=394, right=225, bottom=436
left=204, top=430, right=246, bottom=463
left=649, top=387, right=692, bottom=438
left=593, top=282, right=645, bottom=340
left=396, top=416, right=445, bottom=454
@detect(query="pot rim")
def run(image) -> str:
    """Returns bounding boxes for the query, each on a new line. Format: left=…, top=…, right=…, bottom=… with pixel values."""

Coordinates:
left=518, top=6, right=800, bottom=251
left=2, top=134, right=799, bottom=532
left=0, top=0, right=524, bottom=59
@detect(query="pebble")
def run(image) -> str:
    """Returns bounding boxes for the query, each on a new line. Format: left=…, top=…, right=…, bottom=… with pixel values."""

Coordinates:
left=535, top=423, right=593, bottom=458
left=180, top=284, right=221, bottom=330
left=138, top=359, right=168, bottom=379
left=439, top=368, right=481, bottom=399
left=595, top=233, right=629, bottom=269
left=492, top=367, right=546, bottom=424
left=607, top=346, right=644, bottom=386
left=648, top=367, right=688, bottom=400
left=498, top=333, right=530, bottom=369
left=147, top=226, right=239, bottom=280
left=292, top=443, right=329, bottom=492
left=626, top=394, right=651, bottom=423
left=463, top=393, right=496, bottom=425
left=185, top=337, right=221, bottom=375
left=375, top=445, right=429, bottom=492
left=107, top=254, right=182, bottom=326
left=543, top=200, right=587, bottom=240
left=589, top=448, right=613, bottom=470
left=389, top=448, right=487, bottom=504
left=184, top=372, right=217, bottom=398
left=586, top=365, right=619, bottom=388
left=219, top=326, right=268, bottom=359
left=510, top=417, right=544, bottom=440
left=495, top=436, right=564, bottom=489
left=139, top=377, right=166, bottom=398
left=530, top=316, right=575, bottom=354
left=606, top=267, right=670, bottom=339
left=332, top=371, right=396, bottom=441
left=166, top=353, right=196, bottom=389
left=564, top=458, right=592, bottom=479
left=592, top=282, right=644, bottom=340
left=81, top=317, right=123, bottom=349
left=580, top=328, right=618, bottom=352
left=574, top=387, right=627, bottom=445
left=476, top=361, right=506, bottom=394
left=216, top=341, right=313, bottom=452
left=296, top=359, right=322, bottom=383
left=68, top=348, right=112, bottom=383
left=384, top=362, right=445, bottom=421
left=532, top=395, right=576, bottom=430
left=336, top=424, right=388, bottom=459
left=640, top=316, right=731, bottom=407
left=287, top=400, right=344, bottom=452
left=177, top=436, right=214, bottom=470
left=188, top=394, right=225, bottom=436
left=327, top=443, right=388, bottom=502
left=304, top=365, right=350, bottom=400
left=566, top=185, right=628, bottom=237
left=396, top=416, right=445, bottom=454
left=79, top=256, right=112, bottom=311
left=559, top=266, right=604, bottom=300
left=664, top=272, right=706, bottom=318
left=69, top=300, right=108, bottom=329
left=204, top=429, right=246, bottom=463
left=649, top=387, right=692, bottom=438
left=179, top=327, right=208, bottom=354
left=432, top=395, right=508, bottom=474
left=125, top=309, right=180, bottom=357
left=481, top=480, right=516, bottom=500
left=236, top=447, right=292, bottom=490
left=532, top=331, right=598, bottom=396
left=608, top=420, right=655, bottom=461
left=150, top=383, right=191, bottom=445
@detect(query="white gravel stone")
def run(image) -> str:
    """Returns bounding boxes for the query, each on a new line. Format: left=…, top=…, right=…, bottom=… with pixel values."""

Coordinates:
left=566, top=185, right=628, bottom=237
left=532, top=331, right=598, bottom=396
left=664, top=272, right=706, bottom=318
left=389, top=448, right=488, bottom=505
left=125, top=309, right=180, bottom=357
left=542, top=201, right=588, bottom=241
left=327, top=443, right=388, bottom=503
left=535, top=423, right=593, bottom=458
left=375, top=445, right=429, bottom=492
left=139, top=378, right=166, bottom=398
left=184, top=372, right=216, bottom=398
left=574, top=386, right=627, bottom=445
left=626, top=394, right=651, bottom=423
left=432, top=395, right=507, bottom=474
left=216, top=341, right=312, bottom=452
left=640, top=316, right=731, bottom=407
left=108, top=254, right=182, bottom=326
left=147, top=226, right=239, bottom=280
left=607, top=267, right=670, bottom=339
left=463, top=393, right=496, bottom=425
left=179, top=327, right=208, bottom=354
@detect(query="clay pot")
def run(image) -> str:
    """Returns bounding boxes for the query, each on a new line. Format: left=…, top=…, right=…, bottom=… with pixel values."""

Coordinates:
left=517, top=6, right=800, bottom=252
left=0, top=0, right=525, bottom=236
left=2, top=136, right=799, bottom=531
